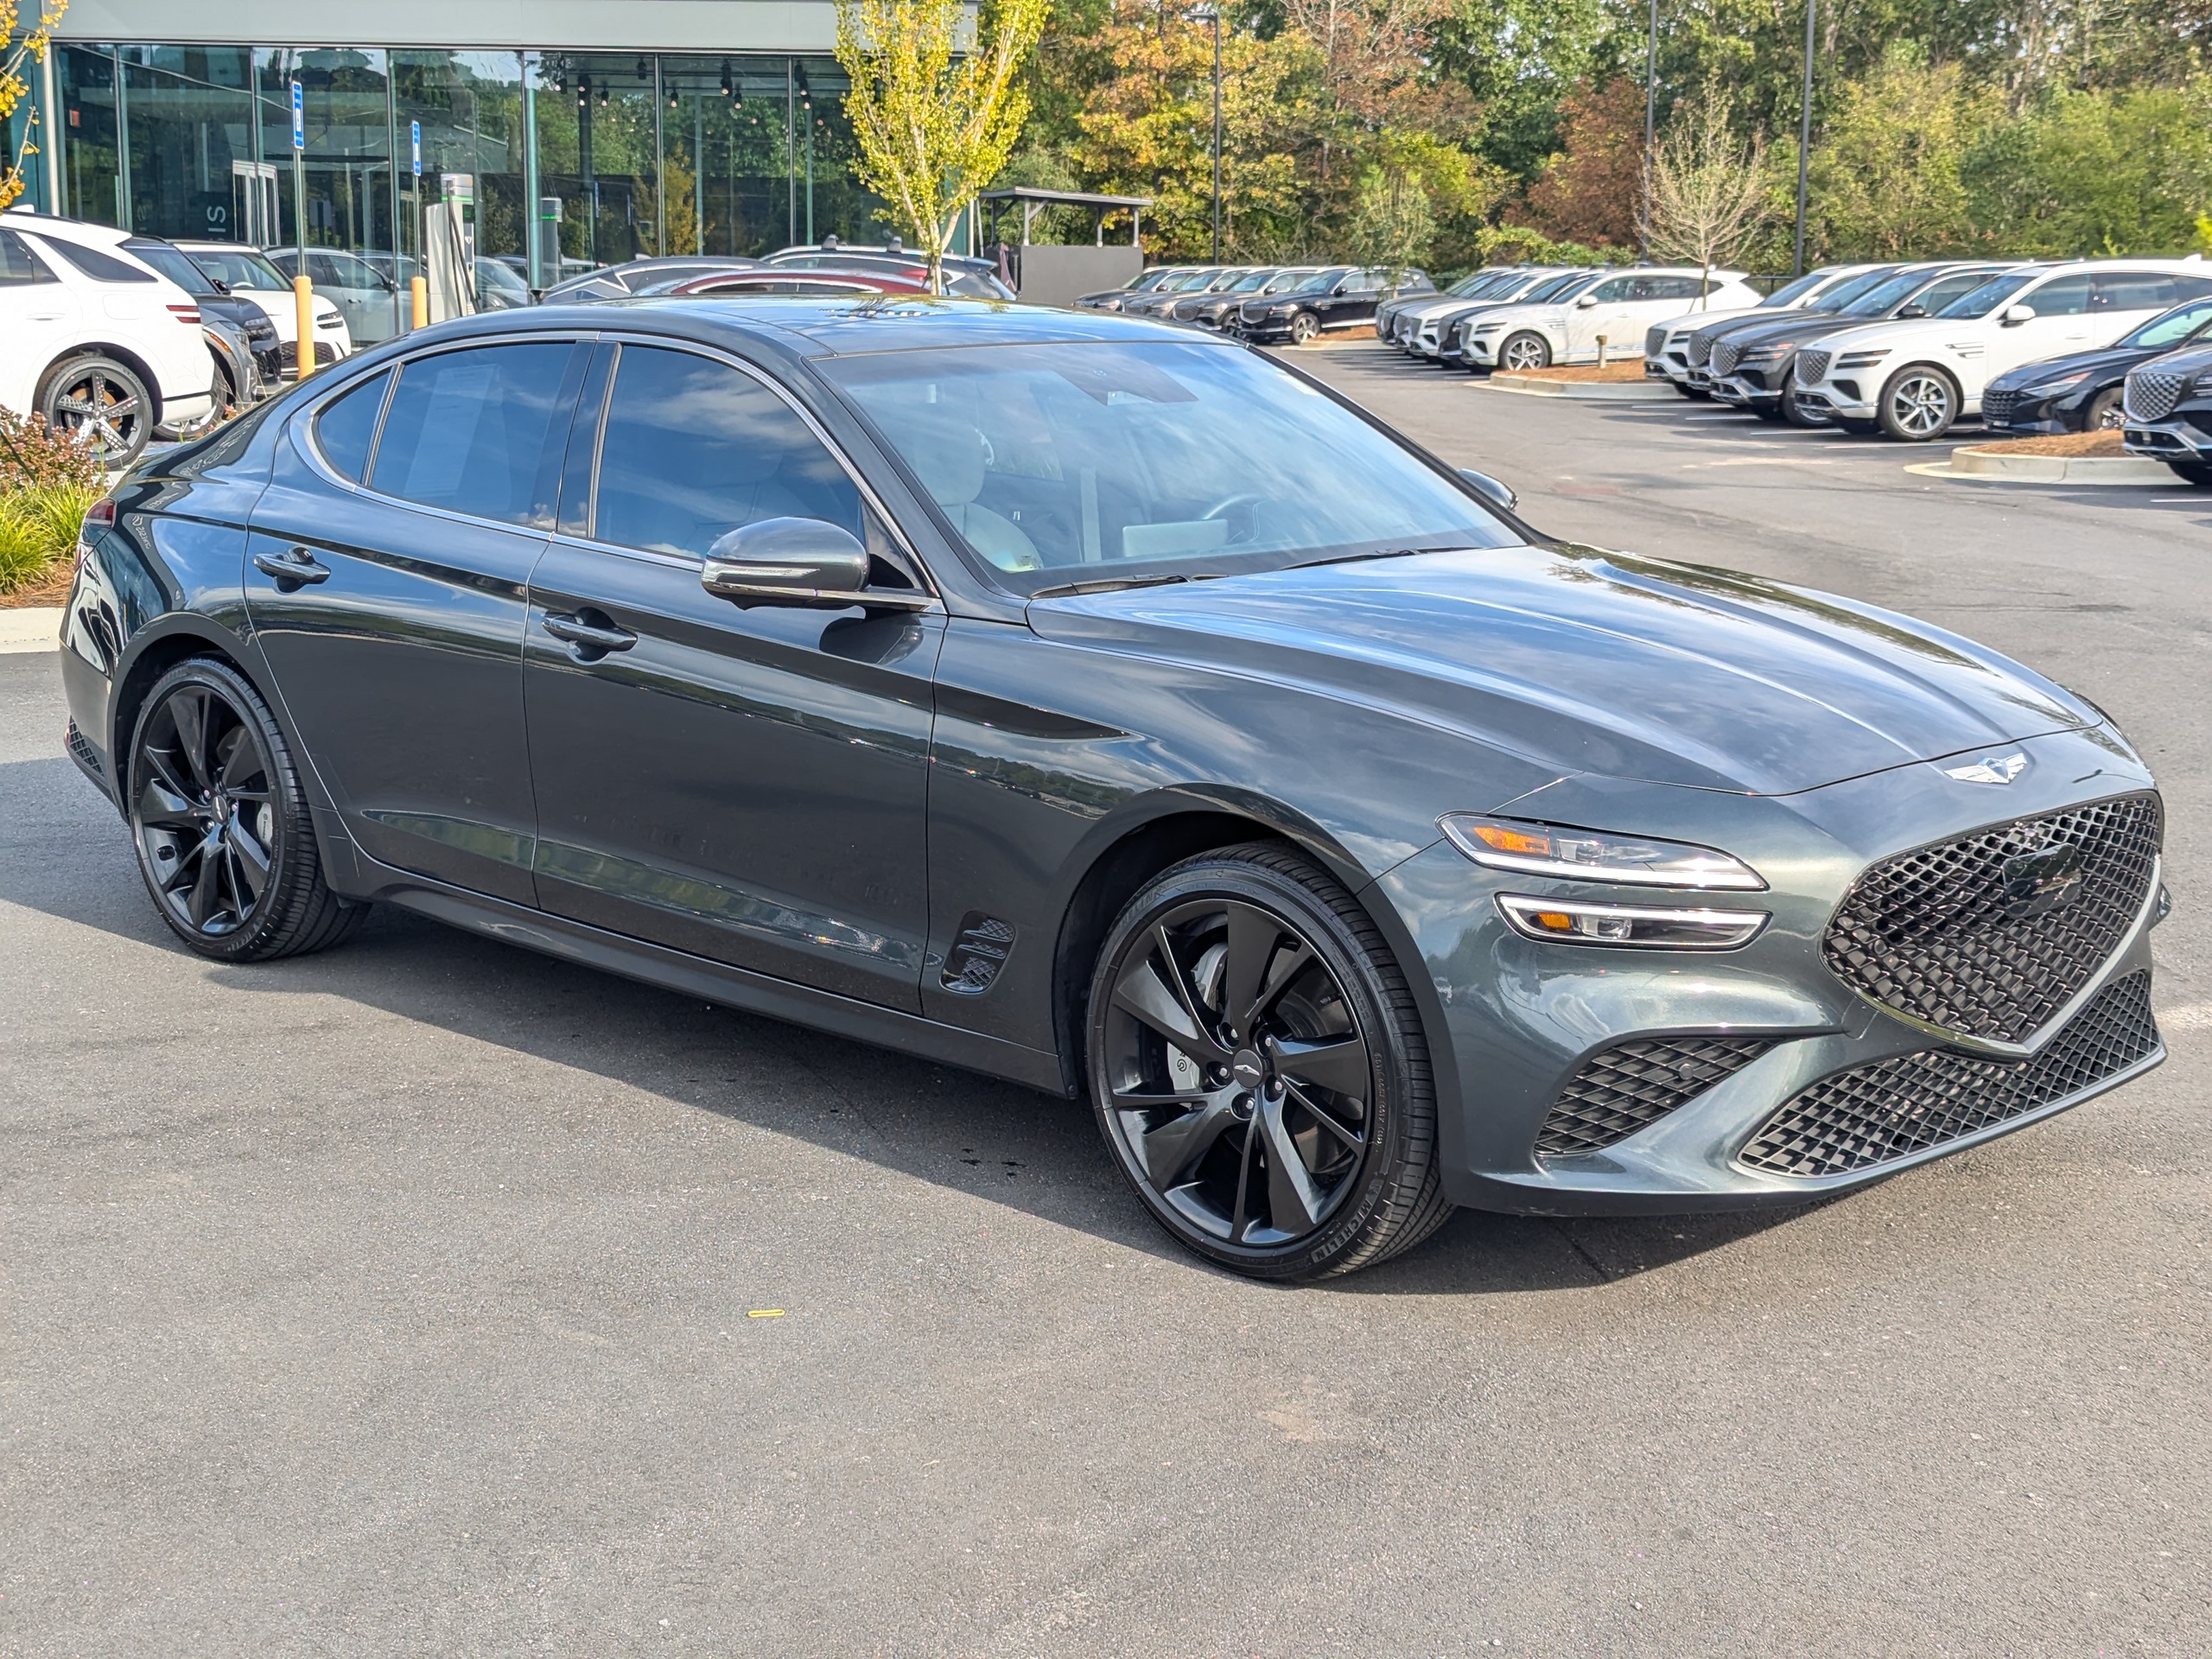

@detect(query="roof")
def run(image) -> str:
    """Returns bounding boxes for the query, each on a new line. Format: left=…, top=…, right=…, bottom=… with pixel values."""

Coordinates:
left=976, top=186, right=1154, bottom=210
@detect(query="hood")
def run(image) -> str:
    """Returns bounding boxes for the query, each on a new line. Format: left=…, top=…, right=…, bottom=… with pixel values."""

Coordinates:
left=1985, top=341, right=2161, bottom=391
left=1661, top=304, right=1772, bottom=340
left=1027, top=545, right=2088, bottom=797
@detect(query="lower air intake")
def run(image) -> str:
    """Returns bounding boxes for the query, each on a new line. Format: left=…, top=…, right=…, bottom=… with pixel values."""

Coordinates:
left=1738, top=971, right=2158, bottom=1179
left=1537, top=1036, right=1775, bottom=1159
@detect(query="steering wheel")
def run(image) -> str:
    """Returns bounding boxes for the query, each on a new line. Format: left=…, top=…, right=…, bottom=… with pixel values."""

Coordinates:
left=1198, top=492, right=1270, bottom=543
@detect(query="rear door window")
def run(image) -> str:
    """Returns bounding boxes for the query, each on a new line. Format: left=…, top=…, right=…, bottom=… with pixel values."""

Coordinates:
left=588, top=346, right=863, bottom=557
left=369, top=342, right=580, bottom=527
left=24, top=234, right=156, bottom=283
left=2025, top=274, right=2093, bottom=316
left=2090, top=272, right=2195, bottom=311
left=314, top=370, right=391, bottom=483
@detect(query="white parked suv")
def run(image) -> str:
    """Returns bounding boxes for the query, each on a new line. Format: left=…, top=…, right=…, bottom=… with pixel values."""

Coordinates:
left=0, top=209, right=214, bottom=465
left=1643, top=263, right=1891, bottom=396
left=1790, top=258, right=2212, bottom=440
left=171, top=240, right=353, bottom=377
left=1460, top=267, right=1762, bottom=371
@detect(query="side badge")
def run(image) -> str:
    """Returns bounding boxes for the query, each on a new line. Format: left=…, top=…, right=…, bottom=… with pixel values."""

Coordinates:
left=1944, top=751, right=2030, bottom=785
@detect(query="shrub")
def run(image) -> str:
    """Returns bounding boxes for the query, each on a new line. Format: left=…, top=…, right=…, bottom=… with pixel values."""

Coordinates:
left=0, top=483, right=102, bottom=595
left=0, top=407, right=106, bottom=494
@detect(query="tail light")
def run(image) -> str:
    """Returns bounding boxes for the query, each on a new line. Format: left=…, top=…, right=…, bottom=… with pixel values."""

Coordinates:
left=78, top=498, right=118, bottom=570
left=167, top=303, right=200, bottom=325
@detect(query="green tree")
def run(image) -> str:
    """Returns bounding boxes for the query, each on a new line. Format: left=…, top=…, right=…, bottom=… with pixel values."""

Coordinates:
left=1963, top=79, right=2212, bottom=254
left=1641, top=86, right=1775, bottom=286
left=0, top=0, right=66, bottom=212
left=1808, top=41, right=1992, bottom=259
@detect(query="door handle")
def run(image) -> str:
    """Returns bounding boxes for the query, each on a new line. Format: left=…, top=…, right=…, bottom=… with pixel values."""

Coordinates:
left=252, top=546, right=330, bottom=589
left=542, top=610, right=637, bottom=658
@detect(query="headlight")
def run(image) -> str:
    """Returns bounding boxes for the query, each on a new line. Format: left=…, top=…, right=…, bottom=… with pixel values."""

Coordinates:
left=1440, top=815, right=1768, bottom=890
left=1496, top=894, right=1769, bottom=950
left=1836, top=349, right=1889, bottom=369
left=2020, top=371, right=2092, bottom=395
left=2194, top=371, right=2212, bottom=394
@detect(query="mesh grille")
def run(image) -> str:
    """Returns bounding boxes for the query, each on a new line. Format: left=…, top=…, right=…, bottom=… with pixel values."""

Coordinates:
left=1537, top=1037, right=1776, bottom=1159
left=1740, top=971, right=2158, bottom=1179
left=1823, top=792, right=2161, bottom=1046
left=2126, top=369, right=2186, bottom=423
left=1980, top=388, right=2019, bottom=425
left=1712, top=339, right=1747, bottom=376
left=1796, top=347, right=1832, bottom=385
left=1644, top=324, right=1669, bottom=358
left=1688, top=330, right=1718, bottom=367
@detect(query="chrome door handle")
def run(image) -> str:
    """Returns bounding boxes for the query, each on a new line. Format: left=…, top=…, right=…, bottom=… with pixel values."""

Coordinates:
left=252, top=546, right=330, bottom=589
left=542, top=611, right=637, bottom=658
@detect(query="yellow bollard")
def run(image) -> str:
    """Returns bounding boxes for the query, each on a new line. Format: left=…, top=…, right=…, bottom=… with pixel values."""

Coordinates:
left=293, top=273, right=316, bottom=380
left=410, top=275, right=429, bottom=331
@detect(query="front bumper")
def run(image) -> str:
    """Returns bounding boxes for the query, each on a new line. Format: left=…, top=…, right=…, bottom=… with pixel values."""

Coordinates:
left=1787, top=385, right=1876, bottom=422
left=2123, top=414, right=2212, bottom=461
left=1710, top=368, right=1784, bottom=409
left=1375, top=726, right=2164, bottom=1215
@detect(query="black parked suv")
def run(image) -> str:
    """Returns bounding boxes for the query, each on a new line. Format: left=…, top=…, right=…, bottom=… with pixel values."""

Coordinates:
left=1708, top=264, right=2006, bottom=424
left=2121, top=342, right=2212, bottom=484
left=124, top=236, right=283, bottom=399
left=1985, top=294, right=2212, bottom=436
left=1234, top=267, right=1431, bottom=344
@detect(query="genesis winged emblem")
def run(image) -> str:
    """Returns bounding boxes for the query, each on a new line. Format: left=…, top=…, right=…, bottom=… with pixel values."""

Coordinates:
left=1943, top=751, right=2030, bottom=785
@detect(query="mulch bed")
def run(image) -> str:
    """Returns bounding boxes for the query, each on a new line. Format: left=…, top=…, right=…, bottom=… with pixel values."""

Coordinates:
left=0, top=562, right=73, bottom=609
left=1965, top=429, right=2125, bottom=458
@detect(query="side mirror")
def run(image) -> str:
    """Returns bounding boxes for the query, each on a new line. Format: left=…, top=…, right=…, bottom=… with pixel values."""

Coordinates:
left=1459, top=468, right=1517, bottom=512
left=701, top=517, right=930, bottom=611
left=2001, top=302, right=2037, bottom=325
left=210, top=277, right=232, bottom=296
left=1895, top=302, right=1927, bottom=319
left=1574, top=294, right=1599, bottom=308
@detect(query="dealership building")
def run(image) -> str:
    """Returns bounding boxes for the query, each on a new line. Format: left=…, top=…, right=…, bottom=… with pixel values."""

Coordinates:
left=9, top=0, right=912, bottom=315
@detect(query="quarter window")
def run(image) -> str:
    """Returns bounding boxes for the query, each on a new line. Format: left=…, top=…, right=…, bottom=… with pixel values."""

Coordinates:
left=590, top=346, right=864, bottom=558
left=23, top=234, right=156, bottom=283
left=369, top=342, right=577, bottom=527
left=2091, top=272, right=2203, bottom=311
left=314, top=370, right=390, bottom=484
left=0, top=227, right=55, bottom=284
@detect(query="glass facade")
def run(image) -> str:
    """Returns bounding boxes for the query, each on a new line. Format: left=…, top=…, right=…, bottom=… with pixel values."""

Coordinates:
left=29, top=42, right=904, bottom=329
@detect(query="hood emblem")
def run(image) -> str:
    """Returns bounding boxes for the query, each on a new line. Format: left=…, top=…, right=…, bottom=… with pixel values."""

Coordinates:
left=1945, top=751, right=2030, bottom=785
left=2001, top=842, right=2084, bottom=918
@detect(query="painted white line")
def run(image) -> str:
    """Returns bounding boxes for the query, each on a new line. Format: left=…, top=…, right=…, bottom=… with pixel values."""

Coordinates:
left=1681, top=456, right=1837, bottom=468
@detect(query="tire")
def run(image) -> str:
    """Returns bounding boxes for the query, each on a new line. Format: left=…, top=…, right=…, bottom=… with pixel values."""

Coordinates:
left=2167, top=459, right=2212, bottom=487
left=40, top=353, right=152, bottom=467
left=2083, top=387, right=2124, bottom=431
left=1288, top=311, right=1319, bottom=346
left=1877, top=364, right=1959, bottom=442
left=1085, top=842, right=1450, bottom=1281
left=1834, top=416, right=1879, bottom=435
left=1751, top=401, right=1786, bottom=423
left=128, top=658, right=366, bottom=962
left=1499, top=331, right=1552, bottom=372
left=1781, top=379, right=1826, bottom=429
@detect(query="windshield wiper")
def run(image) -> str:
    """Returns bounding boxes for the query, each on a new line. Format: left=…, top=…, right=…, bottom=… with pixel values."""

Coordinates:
left=1029, top=572, right=1192, bottom=599
left=1289, top=544, right=1477, bottom=571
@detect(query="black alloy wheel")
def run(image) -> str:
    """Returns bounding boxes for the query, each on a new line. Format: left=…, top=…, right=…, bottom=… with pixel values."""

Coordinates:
left=1088, top=843, right=1448, bottom=1280
left=1499, top=332, right=1552, bottom=372
left=130, top=658, right=365, bottom=962
left=1877, top=365, right=1959, bottom=442
left=1288, top=311, right=1319, bottom=346
left=41, top=353, right=151, bottom=467
left=2083, top=387, right=2124, bottom=430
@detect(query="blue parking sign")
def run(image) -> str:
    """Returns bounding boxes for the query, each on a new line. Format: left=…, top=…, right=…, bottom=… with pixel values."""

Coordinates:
left=289, top=80, right=303, bottom=150
left=411, top=120, right=422, bottom=177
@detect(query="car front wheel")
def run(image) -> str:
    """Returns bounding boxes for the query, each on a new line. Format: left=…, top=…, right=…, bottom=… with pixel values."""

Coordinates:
left=1499, top=332, right=1552, bottom=372
left=41, top=353, right=151, bottom=467
left=1086, top=842, right=1450, bottom=1281
left=1288, top=311, right=1319, bottom=345
left=2168, top=459, right=2212, bottom=487
left=129, top=658, right=365, bottom=962
left=2083, top=387, right=2124, bottom=430
left=1878, top=365, right=1959, bottom=442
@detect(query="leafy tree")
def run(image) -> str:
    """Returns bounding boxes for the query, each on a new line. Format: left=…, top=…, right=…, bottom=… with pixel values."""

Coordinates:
left=1641, top=86, right=1774, bottom=286
left=1808, top=41, right=1992, bottom=258
left=1513, top=77, right=1644, bottom=249
left=0, top=0, right=65, bottom=213
left=1963, top=79, right=2212, bottom=254
left=836, top=0, right=1050, bottom=287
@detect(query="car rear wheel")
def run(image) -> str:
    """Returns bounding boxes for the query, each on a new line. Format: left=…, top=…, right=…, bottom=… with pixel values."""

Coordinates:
left=1878, top=365, right=1959, bottom=442
left=2167, top=459, right=2212, bottom=487
left=40, top=353, right=151, bottom=467
left=129, top=658, right=365, bottom=962
left=1499, top=332, right=1552, bottom=372
left=1288, top=311, right=1319, bottom=345
left=1087, top=842, right=1449, bottom=1281
left=2083, top=387, right=2124, bottom=430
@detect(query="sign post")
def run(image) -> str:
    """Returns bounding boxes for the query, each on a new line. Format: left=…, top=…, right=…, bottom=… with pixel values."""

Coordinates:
left=289, top=79, right=315, bottom=378
left=409, top=120, right=428, bottom=328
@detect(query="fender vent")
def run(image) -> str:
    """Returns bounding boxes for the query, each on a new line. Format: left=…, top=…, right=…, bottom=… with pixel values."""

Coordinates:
left=941, top=913, right=1015, bottom=994
left=66, top=719, right=101, bottom=776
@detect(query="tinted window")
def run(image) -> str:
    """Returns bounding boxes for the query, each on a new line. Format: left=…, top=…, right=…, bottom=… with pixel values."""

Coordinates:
left=26, top=234, right=156, bottom=283
left=592, top=346, right=862, bottom=557
left=1811, top=268, right=1897, bottom=309
left=314, top=370, right=390, bottom=482
left=0, top=227, right=55, bottom=284
left=124, top=240, right=218, bottom=295
left=2091, top=272, right=2187, bottom=311
left=370, top=343, right=576, bottom=526
left=1642, top=276, right=1704, bottom=301
left=1589, top=276, right=1633, bottom=302
left=1939, top=271, right=2037, bottom=319
left=1908, top=271, right=1995, bottom=314
left=2121, top=297, right=2212, bottom=349
left=2025, top=274, right=2093, bottom=316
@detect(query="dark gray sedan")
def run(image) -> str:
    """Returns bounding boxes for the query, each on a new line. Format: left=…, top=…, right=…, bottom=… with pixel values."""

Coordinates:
left=57, top=300, right=2167, bottom=1280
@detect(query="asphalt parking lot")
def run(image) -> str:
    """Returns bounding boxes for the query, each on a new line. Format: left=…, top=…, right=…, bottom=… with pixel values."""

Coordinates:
left=4, top=344, right=2209, bottom=1655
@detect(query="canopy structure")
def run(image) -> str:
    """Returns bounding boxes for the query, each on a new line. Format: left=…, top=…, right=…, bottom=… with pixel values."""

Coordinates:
left=976, top=187, right=1153, bottom=247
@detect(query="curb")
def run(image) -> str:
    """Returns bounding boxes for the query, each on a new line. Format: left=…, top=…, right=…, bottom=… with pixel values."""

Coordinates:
left=1481, top=375, right=1681, bottom=403
left=1905, top=445, right=2176, bottom=487
left=0, top=606, right=64, bottom=653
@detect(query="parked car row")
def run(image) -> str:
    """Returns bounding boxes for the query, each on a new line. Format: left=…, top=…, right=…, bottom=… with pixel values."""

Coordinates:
left=1076, top=264, right=1437, bottom=343
left=1637, top=255, right=2212, bottom=456
left=1378, top=265, right=1764, bottom=369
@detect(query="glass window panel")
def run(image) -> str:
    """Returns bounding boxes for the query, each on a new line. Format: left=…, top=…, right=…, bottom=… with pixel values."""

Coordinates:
left=57, top=46, right=123, bottom=226
left=594, top=346, right=861, bottom=557
left=315, top=369, right=390, bottom=481
left=391, top=51, right=528, bottom=303
left=371, top=342, right=575, bottom=526
left=117, top=47, right=257, bottom=245
left=254, top=48, right=395, bottom=333
left=650, top=55, right=792, bottom=260
left=2025, top=273, right=2093, bottom=316
left=529, top=51, right=662, bottom=271
left=27, top=233, right=156, bottom=283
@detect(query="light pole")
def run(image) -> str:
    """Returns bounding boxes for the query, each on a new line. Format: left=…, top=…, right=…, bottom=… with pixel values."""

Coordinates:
left=1193, top=4, right=1222, bottom=262
left=1642, top=0, right=1656, bottom=261
left=1793, top=0, right=1816, bottom=276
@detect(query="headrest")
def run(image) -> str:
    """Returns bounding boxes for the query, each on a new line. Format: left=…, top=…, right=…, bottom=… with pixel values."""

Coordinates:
left=904, top=423, right=987, bottom=507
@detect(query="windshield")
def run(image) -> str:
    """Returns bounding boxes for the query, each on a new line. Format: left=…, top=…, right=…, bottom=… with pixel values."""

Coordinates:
left=1759, top=265, right=1847, bottom=308
left=1811, top=267, right=1900, bottom=312
left=1939, top=271, right=2038, bottom=319
left=2121, top=298, right=2212, bottom=349
left=1840, top=269, right=1942, bottom=317
left=1292, top=269, right=1349, bottom=294
left=1508, top=273, right=1580, bottom=305
left=1263, top=270, right=1316, bottom=293
left=188, top=247, right=289, bottom=289
left=127, top=242, right=217, bottom=295
left=1162, top=270, right=1217, bottom=292
left=1227, top=270, right=1274, bottom=292
left=1445, top=270, right=1500, bottom=296
left=823, top=340, right=1514, bottom=593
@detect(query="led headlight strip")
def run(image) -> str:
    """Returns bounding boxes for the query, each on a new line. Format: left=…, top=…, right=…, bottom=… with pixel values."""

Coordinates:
left=1439, top=814, right=1767, bottom=890
left=1495, top=894, right=1768, bottom=950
